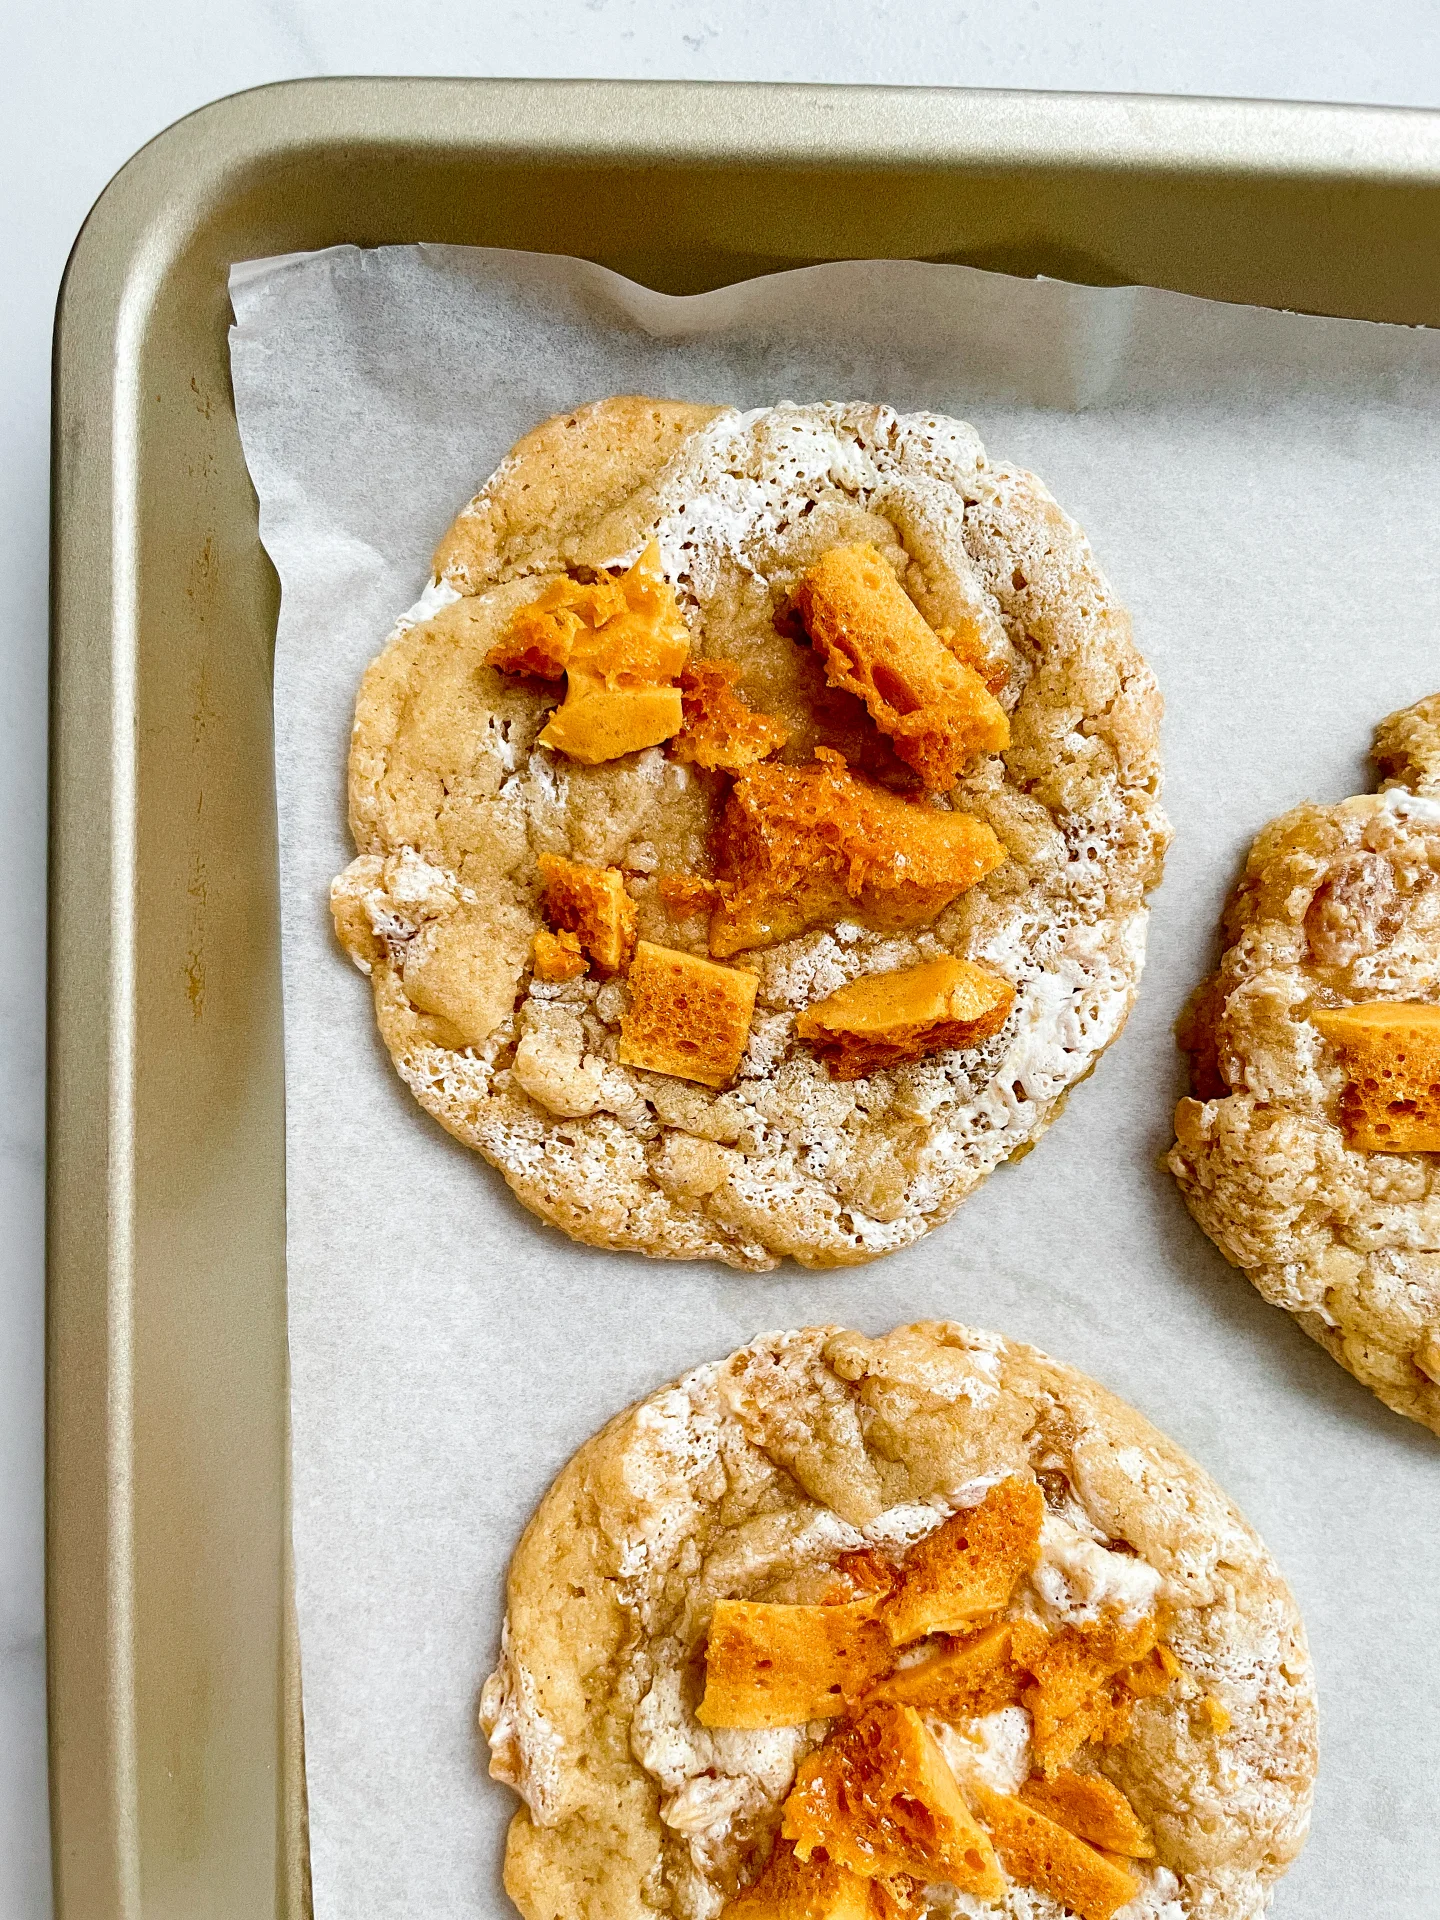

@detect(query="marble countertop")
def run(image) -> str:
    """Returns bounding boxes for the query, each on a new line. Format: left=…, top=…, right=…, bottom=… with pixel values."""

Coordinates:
left=4, top=3, right=1437, bottom=1913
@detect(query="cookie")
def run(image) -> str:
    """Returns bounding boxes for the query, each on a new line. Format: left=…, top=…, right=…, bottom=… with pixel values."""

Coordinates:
left=1168, top=693, right=1440, bottom=1435
left=480, top=1321, right=1316, bottom=1920
left=332, top=399, right=1168, bottom=1269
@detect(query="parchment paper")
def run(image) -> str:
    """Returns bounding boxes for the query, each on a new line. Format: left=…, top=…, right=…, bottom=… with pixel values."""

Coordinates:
left=229, top=244, right=1440, bottom=1920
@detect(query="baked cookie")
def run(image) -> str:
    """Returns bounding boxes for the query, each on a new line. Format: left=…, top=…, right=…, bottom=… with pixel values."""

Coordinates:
left=331, top=399, right=1168, bottom=1269
left=1168, top=693, right=1440, bottom=1435
left=480, top=1321, right=1315, bottom=1920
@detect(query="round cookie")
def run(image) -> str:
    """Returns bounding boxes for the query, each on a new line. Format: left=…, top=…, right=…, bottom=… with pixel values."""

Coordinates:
left=1168, top=693, right=1440, bottom=1437
left=332, top=399, right=1169, bottom=1269
left=480, top=1321, right=1316, bottom=1920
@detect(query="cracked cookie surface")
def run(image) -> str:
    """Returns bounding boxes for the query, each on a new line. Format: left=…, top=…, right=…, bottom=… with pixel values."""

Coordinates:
left=1168, top=693, right=1440, bottom=1435
left=332, top=398, right=1168, bottom=1269
left=479, top=1322, right=1315, bottom=1920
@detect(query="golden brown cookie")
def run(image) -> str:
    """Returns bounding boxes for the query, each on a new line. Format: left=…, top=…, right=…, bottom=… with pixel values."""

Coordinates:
left=332, top=399, right=1169, bottom=1269
left=1168, top=693, right=1440, bottom=1434
left=480, top=1322, right=1316, bottom=1920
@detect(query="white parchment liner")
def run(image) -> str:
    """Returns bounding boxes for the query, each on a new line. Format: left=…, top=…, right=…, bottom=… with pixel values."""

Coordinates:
left=229, top=245, right=1440, bottom=1920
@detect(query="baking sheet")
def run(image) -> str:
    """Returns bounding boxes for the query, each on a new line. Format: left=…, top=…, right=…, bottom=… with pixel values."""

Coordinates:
left=228, top=244, right=1440, bottom=1920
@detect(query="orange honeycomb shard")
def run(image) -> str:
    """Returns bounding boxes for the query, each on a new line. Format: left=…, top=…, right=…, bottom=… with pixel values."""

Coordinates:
left=1022, top=1612, right=1161, bottom=1776
left=1033, top=1681, right=1136, bottom=1776
left=1311, top=1002, right=1440, bottom=1151
left=936, top=621, right=1008, bottom=696
left=723, top=1843, right=881, bottom=1920
left=1018, top=1772, right=1154, bottom=1858
left=795, top=545, right=1010, bottom=791
left=865, top=1621, right=1021, bottom=1720
left=532, top=927, right=587, bottom=983
left=698, top=1599, right=894, bottom=1728
left=671, top=660, right=790, bottom=772
left=864, top=1879, right=918, bottom=1920
left=488, top=540, right=689, bottom=682
left=617, top=940, right=758, bottom=1087
left=832, top=1550, right=899, bottom=1602
left=488, top=542, right=691, bottom=763
left=1118, top=1643, right=1181, bottom=1700
left=658, top=872, right=722, bottom=916
left=1196, top=1693, right=1232, bottom=1734
left=795, top=956, right=1015, bottom=1079
left=968, top=1782, right=1139, bottom=1920
left=710, top=750, right=1005, bottom=959
left=537, top=854, right=637, bottom=975
left=485, top=583, right=599, bottom=680
left=783, top=1704, right=1003, bottom=1899
left=883, top=1478, right=1044, bottom=1645
left=539, top=673, right=684, bottom=763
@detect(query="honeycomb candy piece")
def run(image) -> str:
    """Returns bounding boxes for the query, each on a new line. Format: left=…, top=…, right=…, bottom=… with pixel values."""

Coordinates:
left=710, top=750, right=1005, bottom=959
left=865, top=1622, right=1021, bottom=1719
left=723, top=1846, right=871, bottom=1920
left=883, top=1478, right=1044, bottom=1645
left=865, top=1879, right=918, bottom=1920
left=724, top=1844, right=911, bottom=1920
left=538, top=854, right=637, bottom=975
left=795, top=544, right=1010, bottom=791
left=538, top=667, right=684, bottom=764
left=783, top=1703, right=1004, bottom=1898
left=532, top=927, right=587, bottom=983
left=795, top=956, right=1015, bottom=1080
left=936, top=622, right=1008, bottom=696
left=825, top=1549, right=899, bottom=1605
left=618, top=940, right=758, bottom=1088
left=1031, top=1680, right=1136, bottom=1777
left=1195, top=1693, right=1232, bottom=1735
left=492, top=542, right=691, bottom=762
left=570, top=542, right=691, bottom=685
left=1022, top=1612, right=1160, bottom=1777
left=671, top=660, right=791, bottom=772
left=1022, top=1612, right=1160, bottom=1724
left=484, top=578, right=606, bottom=679
left=1311, top=1001, right=1440, bottom=1151
left=487, top=540, right=689, bottom=683
left=1018, top=1771, right=1155, bottom=1858
left=658, top=872, right=722, bottom=916
left=1118, top=1643, right=1182, bottom=1700
left=967, top=1781, right=1140, bottom=1920
left=697, top=1598, right=894, bottom=1728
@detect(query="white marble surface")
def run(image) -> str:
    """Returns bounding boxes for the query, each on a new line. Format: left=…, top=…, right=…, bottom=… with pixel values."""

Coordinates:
left=4, top=4, right=1438, bottom=1916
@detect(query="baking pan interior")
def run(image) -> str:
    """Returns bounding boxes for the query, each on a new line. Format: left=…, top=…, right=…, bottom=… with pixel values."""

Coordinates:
left=47, top=77, right=1440, bottom=1920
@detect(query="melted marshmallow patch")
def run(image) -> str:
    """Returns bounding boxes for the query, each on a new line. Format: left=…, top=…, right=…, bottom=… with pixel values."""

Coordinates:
left=1027, top=1516, right=1163, bottom=1627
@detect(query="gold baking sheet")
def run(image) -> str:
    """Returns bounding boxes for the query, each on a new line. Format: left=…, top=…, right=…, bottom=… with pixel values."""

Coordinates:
left=48, top=76, right=1440, bottom=1920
